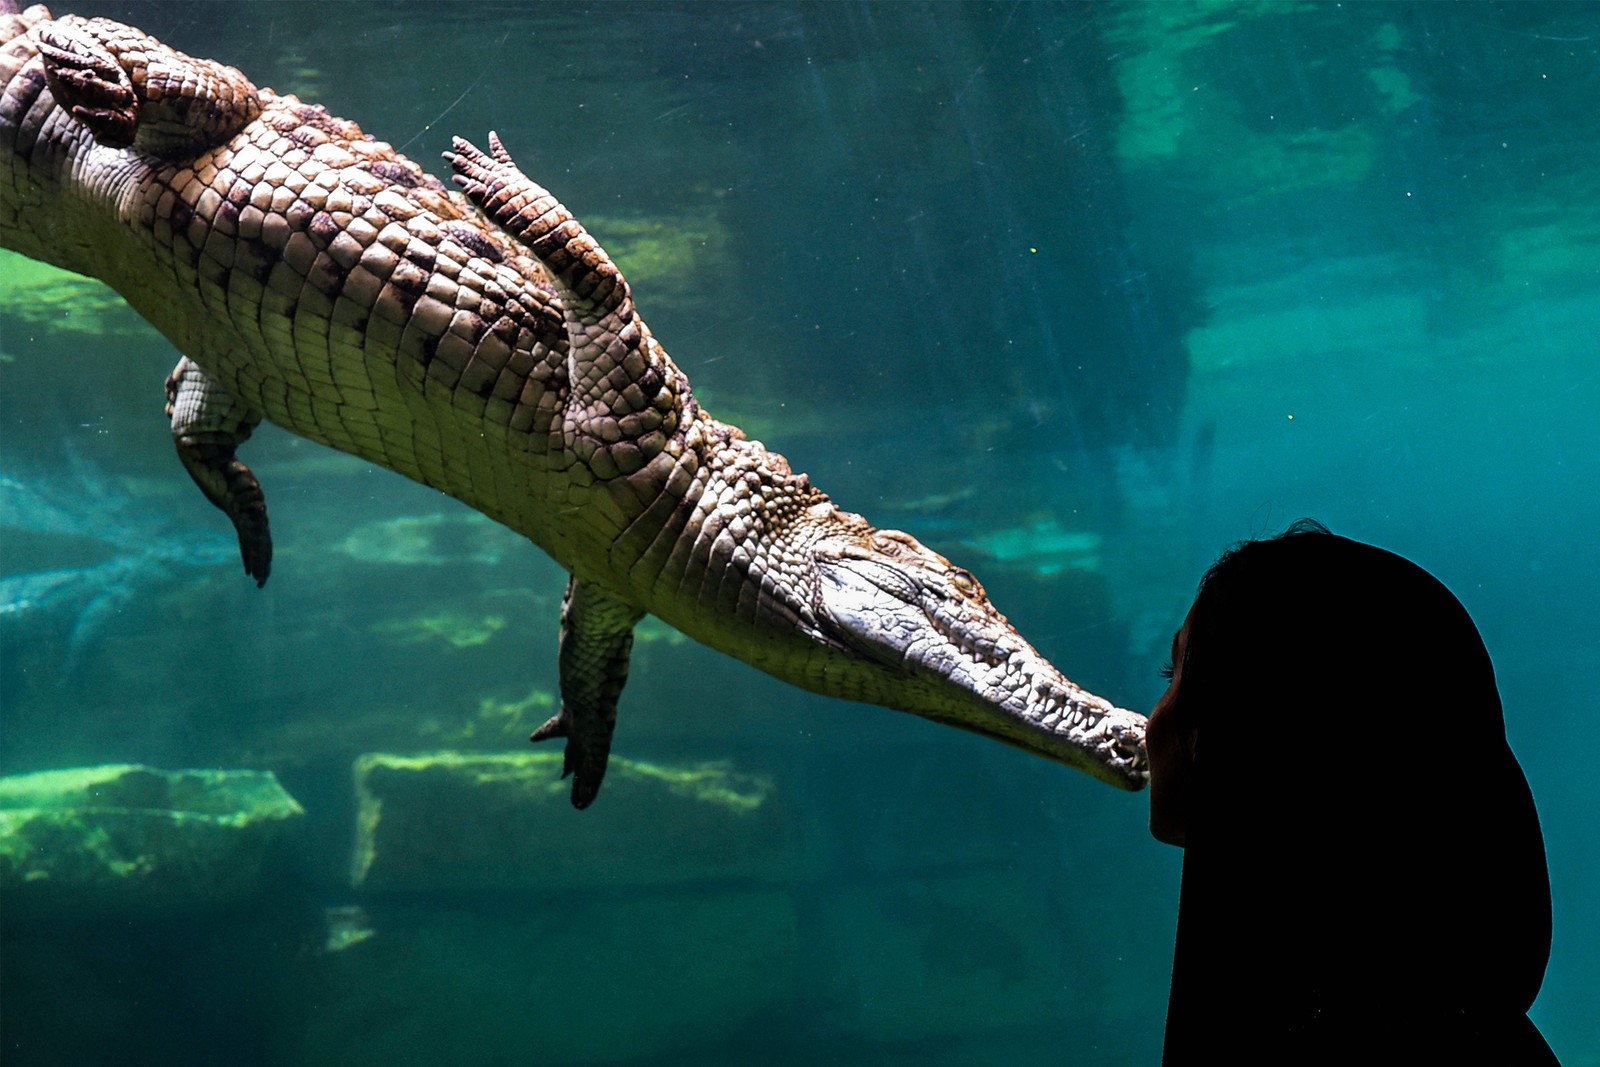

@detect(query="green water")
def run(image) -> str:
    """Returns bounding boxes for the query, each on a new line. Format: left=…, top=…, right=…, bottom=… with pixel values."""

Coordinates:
left=2, top=2, right=1595, bottom=1063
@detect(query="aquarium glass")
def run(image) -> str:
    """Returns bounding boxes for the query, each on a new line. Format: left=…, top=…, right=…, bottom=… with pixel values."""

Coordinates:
left=2, top=2, right=1595, bottom=1063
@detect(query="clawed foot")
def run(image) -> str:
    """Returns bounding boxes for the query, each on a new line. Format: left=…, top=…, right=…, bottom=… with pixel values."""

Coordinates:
left=442, top=133, right=541, bottom=237
left=445, top=133, right=628, bottom=313
left=38, top=22, right=140, bottom=147
left=232, top=501, right=272, bottom=588
left=530, top=708, right=609, bottom=810
left=172, top=436, right=272, bottom=587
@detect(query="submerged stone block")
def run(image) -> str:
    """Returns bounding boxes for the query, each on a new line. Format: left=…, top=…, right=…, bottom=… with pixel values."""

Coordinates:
left=350, top=750, right=816, bottom=892
left=0, top=764, right=305, bottom=918
left=296, top=890, right=798, bottom=1066
left=816, top=870, right=1074, bottom=1044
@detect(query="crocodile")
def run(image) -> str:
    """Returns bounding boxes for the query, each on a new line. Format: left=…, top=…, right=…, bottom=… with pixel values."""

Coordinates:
left=0, top=6, right=1147, bottom=807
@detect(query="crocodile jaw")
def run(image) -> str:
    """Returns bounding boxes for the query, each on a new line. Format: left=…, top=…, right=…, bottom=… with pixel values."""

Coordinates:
left=812, top=537, right=1149, bottom=791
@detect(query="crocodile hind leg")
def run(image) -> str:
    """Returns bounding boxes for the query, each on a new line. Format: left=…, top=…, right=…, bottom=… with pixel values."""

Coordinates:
left=445, top=134, right=692, bottom=483
left=165, top=357, right=272, bottom=587
left=532, top=575, right=645, bottom=809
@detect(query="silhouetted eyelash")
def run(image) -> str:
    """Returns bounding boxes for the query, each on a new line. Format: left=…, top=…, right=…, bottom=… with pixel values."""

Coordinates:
left=1158, top=661, right=1174, bottom=680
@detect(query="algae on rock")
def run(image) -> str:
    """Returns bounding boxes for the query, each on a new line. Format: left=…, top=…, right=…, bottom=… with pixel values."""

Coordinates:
left=586, top=205, right=731, bottom=314
left=351, top=750, right=816, bottom=893
left=0, top=764, right=305, bottom=918
left=0, top=248, right=149, bottom=340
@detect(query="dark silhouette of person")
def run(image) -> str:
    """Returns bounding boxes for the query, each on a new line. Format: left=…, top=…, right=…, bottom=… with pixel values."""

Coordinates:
left=1146, top=521, right=1558, bottom=1064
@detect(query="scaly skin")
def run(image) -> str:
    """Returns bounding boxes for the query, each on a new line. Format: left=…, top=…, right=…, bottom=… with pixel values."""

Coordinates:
left=0, top=7, right=1147, bottom=806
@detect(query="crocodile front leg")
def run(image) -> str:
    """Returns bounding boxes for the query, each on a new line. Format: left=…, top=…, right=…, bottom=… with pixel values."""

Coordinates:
left=534, top=575, right=646, bottom=808
left=166, top=357, right=271, bottom=586
left=445, top=134, right=692, bottom=483
left=42, top=15, right=274, bottom=583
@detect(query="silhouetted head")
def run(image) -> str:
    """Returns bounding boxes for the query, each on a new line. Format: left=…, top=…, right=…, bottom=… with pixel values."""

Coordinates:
left=1150, top=522, right=1553, bottom=1055
left=1151, top=521, right=1517, bottom=844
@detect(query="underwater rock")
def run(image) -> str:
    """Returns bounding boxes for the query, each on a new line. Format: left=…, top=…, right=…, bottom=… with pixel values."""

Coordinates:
left=0, top=248, right=148, bottom=339
left=332, top=511, right=520, bottom=567
left=816, top=870, right=1073, bottom=1043
left=955, top=516, right=1103, bottom=576
left=321, top=904, right=377, bottom=953
left=1106, top=4, right=1381, bottom=193
left=350, top=751, right=817, bottom=892
left=585, top=205, right=731, bottom=313
left=371, top=607, right=507, bottom=649
left=0, top=764, right=305, bottom=919
left=297, top=890, right=798, bottom=1065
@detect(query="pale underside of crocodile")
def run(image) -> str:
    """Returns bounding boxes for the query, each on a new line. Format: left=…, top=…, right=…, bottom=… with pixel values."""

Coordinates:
left=0, top=4, right=1147, bottom=806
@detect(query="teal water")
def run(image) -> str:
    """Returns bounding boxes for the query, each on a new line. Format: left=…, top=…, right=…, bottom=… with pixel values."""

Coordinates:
left=2, top=2, right=1595, bottom=1063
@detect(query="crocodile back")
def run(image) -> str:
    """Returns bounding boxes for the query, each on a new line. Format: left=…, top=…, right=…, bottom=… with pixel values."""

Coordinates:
left=1, top=9, right=1152, bottom=796
left=0, top=11, right=581, bottom=555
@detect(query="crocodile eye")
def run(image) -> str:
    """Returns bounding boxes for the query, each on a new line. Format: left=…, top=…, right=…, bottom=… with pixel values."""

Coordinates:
left=949, top=569, right=981, bottom=597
